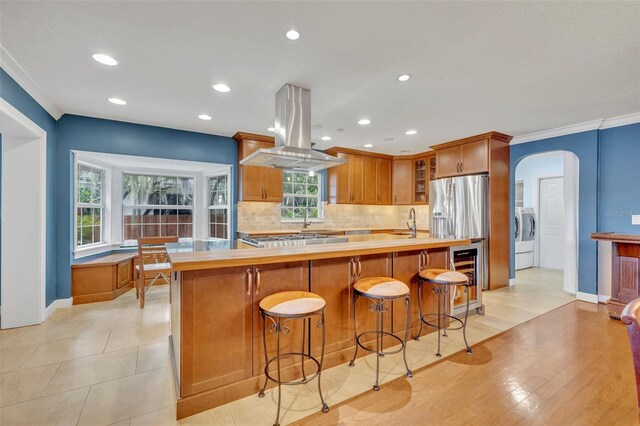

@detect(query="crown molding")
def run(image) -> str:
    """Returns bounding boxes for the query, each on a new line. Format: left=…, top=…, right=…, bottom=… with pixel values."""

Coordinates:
left=599, top=112, right=640, bottom=129
left=512, top=111, right=640, bottom=145
left=0, top=44, right=63, bottom=119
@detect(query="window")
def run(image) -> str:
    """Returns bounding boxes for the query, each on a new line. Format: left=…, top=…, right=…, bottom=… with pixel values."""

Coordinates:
left=76, top=164, right=105, bottom=247
left=208, top=175, right=230, bottom=239
left=122, top=173, right=194, bottom=240
left=281, top=171, right=321, bottom=220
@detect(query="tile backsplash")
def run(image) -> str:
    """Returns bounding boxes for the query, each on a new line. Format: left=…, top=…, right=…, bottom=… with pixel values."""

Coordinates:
left=237, top=202, right=430, bottom=231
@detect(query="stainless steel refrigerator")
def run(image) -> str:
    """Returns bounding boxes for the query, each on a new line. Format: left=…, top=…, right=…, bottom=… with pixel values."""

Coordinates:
left=429, top=174, right=488, bottom=315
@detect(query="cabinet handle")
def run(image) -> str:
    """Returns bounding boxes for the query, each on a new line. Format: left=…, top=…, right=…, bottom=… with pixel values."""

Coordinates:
left=246, top=268, right=252, bottom=296
left=418, top=253, right=422, bottom=271
left=357, top=258, right=362, bottom=277
left=394, top=195, right=397, bottom=203
left=460, top=162, right=463, bottom=173
left=255, top=268, right=261, bottom=295
left=424, top=251, right=430, bottom=270
left=349, top=259, right=355, bottom=280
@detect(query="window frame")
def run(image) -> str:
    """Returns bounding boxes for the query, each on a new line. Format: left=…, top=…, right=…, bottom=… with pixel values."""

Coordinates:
left=280, top=171, right=323, bottom=223
left=74, top=161, right=107, bottom=250
left=206, top=173, right=231, bottom=240
left=120, top=171, right=196, bottom=243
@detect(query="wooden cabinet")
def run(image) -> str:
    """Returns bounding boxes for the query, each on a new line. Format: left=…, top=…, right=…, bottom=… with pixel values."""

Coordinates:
left=71, top=253, right=136, bottom=304
left=392, top=158, right=413, bottom=205
left=413, top=154, right=436, bottom=204
left=251, top=262, right=308, bottom=375
left=234, top=132, right=283, bottom=202
left=327, top=148, right=391, bottom=205
left=435, top=139, right=488, bottom=178
left=180, top=267, right=253, bottom=396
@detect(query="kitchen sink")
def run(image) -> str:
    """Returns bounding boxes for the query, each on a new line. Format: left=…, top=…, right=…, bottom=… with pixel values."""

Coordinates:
left=388, top=231, right=413, bottom=236
left=299, top=229, right=342, bottom=235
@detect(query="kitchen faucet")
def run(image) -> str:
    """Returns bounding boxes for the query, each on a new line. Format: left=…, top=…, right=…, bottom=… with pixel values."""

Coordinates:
left=303, top=207, right=311, bottom=229
left=407, top=207, right=417, bottom=238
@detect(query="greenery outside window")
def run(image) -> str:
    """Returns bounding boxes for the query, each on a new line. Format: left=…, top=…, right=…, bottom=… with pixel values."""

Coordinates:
left=76, top=164, right=105, bottom=247
left=122, top=173, right=194, bottom=240
left=281, top=171, right=321, bottom=220
left=208, top=175, right=230, bottom=239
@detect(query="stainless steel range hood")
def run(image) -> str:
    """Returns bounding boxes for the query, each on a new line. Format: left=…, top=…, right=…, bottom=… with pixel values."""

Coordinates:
left=239, top=84, right=346, bottom=172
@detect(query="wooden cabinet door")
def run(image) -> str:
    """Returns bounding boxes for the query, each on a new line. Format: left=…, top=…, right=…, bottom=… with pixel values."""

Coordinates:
left=349, top=154, right=365, bottom=204
left=310, top=257, right=354, bottom=357
left=355, top=254, right=392, bottom=345
left=392, top=159, right=413, bottom=204
left=180, top=267, right=253, bottom=396
left=335, top=153, right=351, bottom=204
left=263, top=168, right=283, bottom=202
left=460, top=139, right=488, bottom=175
left=253, top=261, right=309, bottom=376
left=363, top=156, right=378, bottom=204
left=116, top=260, right=133, bottom=289
left=240, top=140, right=269, bottom=201
left=376, top=159, right=391, bottom=204
left=436, top=146, right=460, bottom=178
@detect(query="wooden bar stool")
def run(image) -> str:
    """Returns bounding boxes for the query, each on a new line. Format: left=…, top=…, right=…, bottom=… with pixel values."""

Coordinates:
left=349, top=277, right=413, bottom=391
left=416, top=268, right=472, bottom=357
left=258, top=291, right=329, bottom=426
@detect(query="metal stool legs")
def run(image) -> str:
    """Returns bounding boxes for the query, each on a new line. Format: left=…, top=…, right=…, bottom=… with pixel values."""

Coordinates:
left=349, top=293, right=412, bottom=391
left=258, top=311, right=328, bottom=426
left=415, top=278, right=473, bottom=357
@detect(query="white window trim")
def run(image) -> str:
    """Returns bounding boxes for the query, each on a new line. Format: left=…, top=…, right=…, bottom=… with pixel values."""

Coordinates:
left=281, top=171, right=324, bottom=223
left=204, top=173, right=231, bottom=240
left=73, top=158, right=111, bottom=256
left=73, top=151, right=232, bottom=259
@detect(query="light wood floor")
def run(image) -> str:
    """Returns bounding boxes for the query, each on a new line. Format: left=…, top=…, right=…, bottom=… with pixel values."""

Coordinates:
left=294, top=301, right=639, bottom=426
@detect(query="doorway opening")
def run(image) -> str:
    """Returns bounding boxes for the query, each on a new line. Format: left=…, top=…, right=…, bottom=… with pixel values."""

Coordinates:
left=0, top=99, right=47, bottom=329
left=513, top=151, right=579, bottom=297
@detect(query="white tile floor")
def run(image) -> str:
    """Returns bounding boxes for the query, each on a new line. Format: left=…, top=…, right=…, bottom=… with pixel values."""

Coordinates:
left=0, top=267, right=573, bottom=426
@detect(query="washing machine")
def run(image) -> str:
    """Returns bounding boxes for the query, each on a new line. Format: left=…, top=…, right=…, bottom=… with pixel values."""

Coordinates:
left=515, top=207, right=536, bottom=269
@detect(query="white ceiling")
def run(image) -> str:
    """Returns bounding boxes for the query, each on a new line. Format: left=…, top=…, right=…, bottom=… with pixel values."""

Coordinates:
left=1, top=1, right=639, bottom=154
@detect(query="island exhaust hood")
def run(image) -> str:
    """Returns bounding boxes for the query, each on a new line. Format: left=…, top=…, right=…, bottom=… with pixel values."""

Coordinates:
left=239, top=83, right=346, bottom=172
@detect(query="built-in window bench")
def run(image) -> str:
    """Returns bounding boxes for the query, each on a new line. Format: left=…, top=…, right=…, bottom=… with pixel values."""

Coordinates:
left=71, top=252, right=138, bottom=304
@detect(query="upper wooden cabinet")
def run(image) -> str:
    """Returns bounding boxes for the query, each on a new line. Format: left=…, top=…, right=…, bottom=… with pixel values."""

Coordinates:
left=326, top=148, right=391, bottom=205
left=412, top=154, right=435, bottom=204
left=234, top=132, right=283, bottom=202
left=392, top=158, right=413, bottom=205
left=434, top=139, right=488, bottom=178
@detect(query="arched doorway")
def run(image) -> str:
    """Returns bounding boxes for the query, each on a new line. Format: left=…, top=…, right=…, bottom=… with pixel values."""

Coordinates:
left=512, top=151, right=579, bottom=296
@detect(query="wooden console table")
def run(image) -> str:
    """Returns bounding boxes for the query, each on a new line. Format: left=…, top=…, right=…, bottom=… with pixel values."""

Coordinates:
left=591, top=232, right=640, bottom=320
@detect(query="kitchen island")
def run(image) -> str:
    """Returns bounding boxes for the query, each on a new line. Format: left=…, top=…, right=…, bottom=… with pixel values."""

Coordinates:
left=167, top=234, right=470, bottom=419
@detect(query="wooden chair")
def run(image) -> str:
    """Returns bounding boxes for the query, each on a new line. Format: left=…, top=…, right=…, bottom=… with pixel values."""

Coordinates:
left=136, top=237, right=178, bottom=308
left=621, top=298, right=640, bottom=412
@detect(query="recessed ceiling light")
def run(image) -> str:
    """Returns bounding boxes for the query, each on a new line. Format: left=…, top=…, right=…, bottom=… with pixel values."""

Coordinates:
left=198, top=114, right=212, bottom=121
left=364, top=143, right=374, bottom=148
left=212, top=83, right=231, bottom=93
left=267, top=127, right=276, bottom=132
left=358, top=119, right=371, bottom=125
left=321, top=136, right=332, bottom=141
left=286, top=29, right=300, bottom=40
left=92, top=53, right=118, bottom=66
left=382, top=137, right=394, bottom=142
left=108, top=97, right=126, bottom=105
left=405, top=130, right=418, bottom=135
left=397, top=74, right=411, bottom=82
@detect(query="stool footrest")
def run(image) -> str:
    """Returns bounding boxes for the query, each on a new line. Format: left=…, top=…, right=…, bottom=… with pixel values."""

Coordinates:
left=263, top=352, right=321, bottom=386
left=419, top=313, right=465, bottom=331
left=355, top=331, right=405, bottom=356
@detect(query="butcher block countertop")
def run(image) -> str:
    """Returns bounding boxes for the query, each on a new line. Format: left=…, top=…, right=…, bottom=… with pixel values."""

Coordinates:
left=167, top=234, right=468, bottom=271
left=591, top=232, right=640, bottom=243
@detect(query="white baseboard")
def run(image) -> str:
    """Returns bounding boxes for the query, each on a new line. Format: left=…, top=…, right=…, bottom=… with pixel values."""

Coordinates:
left=45, top=297, right=73, bottom=320
left=509, top=278, right=516, bottom=286
left=598, top=295, right=611, bottom=303
left=576, top=292, right=598, bottom=304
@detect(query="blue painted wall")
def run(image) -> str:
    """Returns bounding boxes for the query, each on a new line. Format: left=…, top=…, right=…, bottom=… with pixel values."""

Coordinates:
left=598, top=123, right=640, bottom=233
left=0, top=68, right=58, bottom=306
left=56, top=114, right=237, bottom=300
left=510, top=131, right=599, bottom=295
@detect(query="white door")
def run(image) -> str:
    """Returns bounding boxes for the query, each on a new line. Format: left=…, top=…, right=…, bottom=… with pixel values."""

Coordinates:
left=1, top=100, right=47, bottom=329
left=539, top=177, right=565, bottom=270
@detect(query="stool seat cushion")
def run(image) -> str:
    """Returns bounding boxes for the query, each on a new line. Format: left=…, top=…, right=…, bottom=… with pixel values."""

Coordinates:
left=419, top=269, right=468, bottom=284
left=259, top=291, right=326, bottom=316
left=353, top=277, right=409, bottom=298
